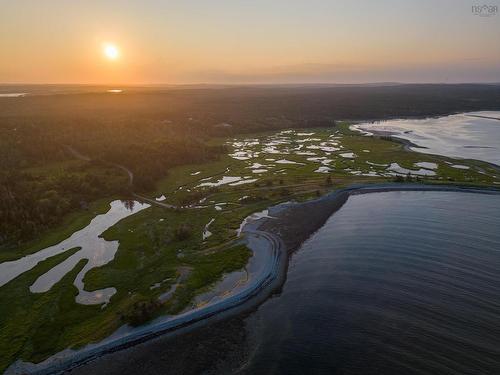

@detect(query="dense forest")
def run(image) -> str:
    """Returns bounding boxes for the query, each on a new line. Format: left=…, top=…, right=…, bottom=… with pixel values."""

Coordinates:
left=1, top=84, right=500, bottom=248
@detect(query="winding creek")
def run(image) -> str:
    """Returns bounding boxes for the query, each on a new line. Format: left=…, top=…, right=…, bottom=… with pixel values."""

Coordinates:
left=0, top=200, right=150, bottom=305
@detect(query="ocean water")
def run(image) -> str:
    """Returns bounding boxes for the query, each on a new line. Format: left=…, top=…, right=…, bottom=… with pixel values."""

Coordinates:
left=351, top=112, right=500, bottom=165
left=241, top=191, right=500, bottom=375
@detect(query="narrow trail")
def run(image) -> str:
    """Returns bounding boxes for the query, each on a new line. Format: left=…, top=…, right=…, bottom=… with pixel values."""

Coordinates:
left=64, top=145, right=91, bottom=162
left=65, top=145, right=133, bottom=186
left=64, top=145, right=177, bottom=209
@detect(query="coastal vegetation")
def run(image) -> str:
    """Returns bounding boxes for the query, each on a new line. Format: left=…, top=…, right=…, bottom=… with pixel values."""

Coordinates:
left=2, top=85, right=500, bottom=248
left=1, top=87, right=500, bottom=372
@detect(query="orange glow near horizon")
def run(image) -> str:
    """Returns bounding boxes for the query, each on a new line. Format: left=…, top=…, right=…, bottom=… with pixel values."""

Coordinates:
left=1, top=1, right=499, bottom=84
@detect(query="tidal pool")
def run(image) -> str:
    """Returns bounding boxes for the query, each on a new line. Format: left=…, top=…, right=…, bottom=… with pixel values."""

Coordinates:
left=386, top=162, right=436, bottom=176
left=0, top=200, right=149, bottom=305
left=339, top=152, right=356, bottom=158
left=229, top=178, right=258, bottom=186
left=237, top=209, right=274, bottom=236
left=202, top=218, right=215, bottom=240
left=196, top=176, right=243, bottom=187
left=414, top=161, right=437, bottom=169
left=351, top=112, right=500, bottom=165
left=275, top=159, right=304, bottom=165
left=314, top=166, right=331, bottom=173
left=241, top=191, right=500, bottom=374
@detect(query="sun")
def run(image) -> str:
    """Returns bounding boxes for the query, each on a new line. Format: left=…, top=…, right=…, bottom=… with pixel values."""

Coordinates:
left=103, top=43, right=120, bottom=60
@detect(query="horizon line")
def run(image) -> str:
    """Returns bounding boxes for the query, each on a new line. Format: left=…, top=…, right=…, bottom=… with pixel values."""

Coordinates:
left=2, top=81, right=500, bottom=87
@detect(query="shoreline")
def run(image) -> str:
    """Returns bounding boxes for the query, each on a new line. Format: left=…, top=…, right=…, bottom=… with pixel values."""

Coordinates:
left=7, top=183, right=500, bottom=375
left=349, top=116, right=500, bottom=170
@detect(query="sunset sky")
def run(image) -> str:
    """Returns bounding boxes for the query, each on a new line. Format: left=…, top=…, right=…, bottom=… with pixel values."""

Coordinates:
left=1, top=0, right=499, bottom=84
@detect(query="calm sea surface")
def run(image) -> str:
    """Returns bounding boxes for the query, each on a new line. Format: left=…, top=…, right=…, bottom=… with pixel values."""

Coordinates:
left=351, top=112, right=500, bottom=165
left=240, top=191, right=500, bottom=375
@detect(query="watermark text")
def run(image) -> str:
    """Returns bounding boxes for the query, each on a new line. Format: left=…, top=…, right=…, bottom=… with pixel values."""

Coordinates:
left=472, top=4, right=498, bottom=16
